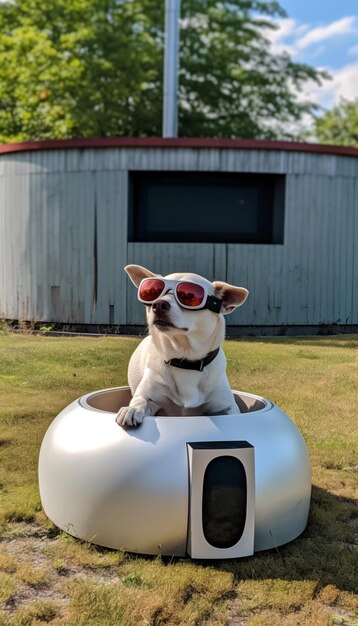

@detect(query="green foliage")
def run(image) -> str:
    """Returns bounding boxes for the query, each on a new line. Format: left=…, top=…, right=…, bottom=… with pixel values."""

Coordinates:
left=0, top=0, right=163, bottom=141
left=0, top=0, right=327, bottom=141
left=315, top=98, right=358, bottom=147
left=178, top=0, right=327, bottom=139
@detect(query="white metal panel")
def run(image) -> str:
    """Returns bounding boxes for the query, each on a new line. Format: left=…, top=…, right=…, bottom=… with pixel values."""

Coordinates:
left=226, top=244, right=284, bottom=326
left=42, top=172, right=95, bottom=323
left=92, top=171, right=128, bottom=324
left=351, top=177, right=358, bottom=323
left=335, top=155, right=358, bottom=177
left=227, top=172, right=358, bottom=327
left=0, top=174, right=31, bottom=319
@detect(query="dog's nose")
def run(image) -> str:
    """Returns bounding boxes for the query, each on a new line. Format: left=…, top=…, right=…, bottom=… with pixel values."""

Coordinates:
left=152, top=300, right=170, bottom=313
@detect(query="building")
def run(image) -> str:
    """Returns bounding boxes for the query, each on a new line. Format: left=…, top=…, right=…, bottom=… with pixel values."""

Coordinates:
left=0, top=137, right=357, bottom=335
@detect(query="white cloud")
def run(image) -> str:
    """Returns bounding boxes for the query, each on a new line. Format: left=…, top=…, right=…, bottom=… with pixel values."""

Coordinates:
left=262, top=15, right=358, bottom=136
left=290, top=60, right=358, bottom=138
left=266, top=16, right=358, bottom=102
left=348, top=44, right=358, bottom=56
left=264, top=18, right=302, bottom=56
left=271, top=17, right=298, bottom=41
left=314, top=61, right=358, bottom=109
left=265, top=15, right=357, bottom=58
left=296, top=16, right=357, bottom=49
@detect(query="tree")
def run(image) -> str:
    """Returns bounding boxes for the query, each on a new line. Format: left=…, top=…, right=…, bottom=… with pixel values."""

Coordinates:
left=0, top=0, right=327, bottom=142
left=315, top=98, right=358, bottom=148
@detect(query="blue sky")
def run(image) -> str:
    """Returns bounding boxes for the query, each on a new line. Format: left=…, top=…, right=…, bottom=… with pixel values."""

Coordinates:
left=281, top=0, right=358, bottom=69
left=265, top=0, right=358, bottom=123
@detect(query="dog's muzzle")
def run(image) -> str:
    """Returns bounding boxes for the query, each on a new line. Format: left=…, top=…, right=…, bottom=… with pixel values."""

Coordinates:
left=152, top=300, right=170, bottom=314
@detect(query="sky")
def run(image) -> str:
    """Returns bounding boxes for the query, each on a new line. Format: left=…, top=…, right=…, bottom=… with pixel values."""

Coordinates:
left=267, top=0, right=358, bottom=123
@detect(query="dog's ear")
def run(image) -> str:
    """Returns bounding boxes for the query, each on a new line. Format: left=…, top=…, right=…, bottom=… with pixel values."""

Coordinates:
left=125, top=264, right=158, bottom=287
left=212, top=281, right=249, bottom=315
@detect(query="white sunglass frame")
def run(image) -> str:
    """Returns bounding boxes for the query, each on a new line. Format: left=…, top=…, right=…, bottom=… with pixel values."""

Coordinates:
left=138, top=278, right=212, bottom=311
left=137, top=276, right=222, bottom=313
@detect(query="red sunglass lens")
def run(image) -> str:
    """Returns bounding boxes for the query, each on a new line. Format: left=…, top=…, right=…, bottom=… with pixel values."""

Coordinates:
left=139, top=279, right=165, bottom=302
left=177, top=283, right=205, bottom=307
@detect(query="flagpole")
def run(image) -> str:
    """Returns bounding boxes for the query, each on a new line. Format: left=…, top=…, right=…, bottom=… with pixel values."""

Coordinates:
left=163, top=0, right=181, bottom=137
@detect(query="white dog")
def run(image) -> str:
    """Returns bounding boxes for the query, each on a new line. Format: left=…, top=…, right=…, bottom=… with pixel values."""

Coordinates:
left=116, top=265, right=249, bottom=427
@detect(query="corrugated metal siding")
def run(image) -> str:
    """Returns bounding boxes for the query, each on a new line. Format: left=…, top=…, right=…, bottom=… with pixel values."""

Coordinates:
left=41, top=171, right=96, bottom=323
left=352, top=177, right=358, bottom=324
left=93, top=170, right=128, bottom=324
left=0, top=146, right=357, bottom=328
left=0, top=173, right=31, bottom=320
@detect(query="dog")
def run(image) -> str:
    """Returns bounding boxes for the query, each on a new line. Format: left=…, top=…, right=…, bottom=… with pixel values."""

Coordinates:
left=116, top=265, right=249, bottom=427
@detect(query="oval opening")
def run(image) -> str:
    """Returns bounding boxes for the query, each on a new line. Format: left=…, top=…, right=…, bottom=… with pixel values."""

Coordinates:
left=82, top=387, right=267, bottom=414
left=202, top=455, right=247, bottom=549
left=84, top=388, right=132, bottom=412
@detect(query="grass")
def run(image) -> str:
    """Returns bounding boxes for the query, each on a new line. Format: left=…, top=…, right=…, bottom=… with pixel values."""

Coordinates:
left=0, top=331, right=357, bottom=625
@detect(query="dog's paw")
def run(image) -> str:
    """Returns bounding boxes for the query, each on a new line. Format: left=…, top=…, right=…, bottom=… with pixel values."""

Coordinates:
left=116, top=406, right=145, bottom=427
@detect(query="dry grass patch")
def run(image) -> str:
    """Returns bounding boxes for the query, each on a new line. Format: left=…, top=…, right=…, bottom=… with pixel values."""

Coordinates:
left=66, top=561, right=234, bottom=626
left=0, top=600, right=59, bottom=626
left=0, top=552, right=17, bottom=574
left=14, top=564, right=51, bottom=589
left=237, top=578, right=317, bottom=611
left=0, top=572, right=16, bottom=604
left=45, top=535, right=124, bottom=571
left=328, top=588, right=358, bottom=613
left=245, top=602, right=333, bottom=626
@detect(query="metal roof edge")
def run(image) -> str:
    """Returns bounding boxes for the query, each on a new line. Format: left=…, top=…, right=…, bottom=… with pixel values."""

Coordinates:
left=1, top=136, right=358, bottom=158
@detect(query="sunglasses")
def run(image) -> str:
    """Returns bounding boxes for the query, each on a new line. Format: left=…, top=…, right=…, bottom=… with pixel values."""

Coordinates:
left=138, top=278, right=222, bottom=313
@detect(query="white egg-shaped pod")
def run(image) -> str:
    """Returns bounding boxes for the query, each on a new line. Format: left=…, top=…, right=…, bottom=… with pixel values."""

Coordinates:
left=38, top=387, right=311, bottom=558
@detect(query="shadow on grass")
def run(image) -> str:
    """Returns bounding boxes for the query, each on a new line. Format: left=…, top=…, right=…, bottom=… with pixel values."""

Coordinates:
left=120, top=485, right=357, bottom=594
left=215, top=485, right=357, bottom=594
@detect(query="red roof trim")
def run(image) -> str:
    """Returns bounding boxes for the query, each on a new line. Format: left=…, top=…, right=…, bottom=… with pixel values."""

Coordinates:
left=1, top=136, right=358, bottom=157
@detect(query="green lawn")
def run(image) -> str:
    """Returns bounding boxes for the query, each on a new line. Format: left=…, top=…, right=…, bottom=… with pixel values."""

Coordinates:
left=0, top=331, right=357, bottom=626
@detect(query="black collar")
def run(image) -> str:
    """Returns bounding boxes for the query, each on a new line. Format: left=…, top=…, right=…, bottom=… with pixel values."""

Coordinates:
left=165, top=347, right=220, bottom=372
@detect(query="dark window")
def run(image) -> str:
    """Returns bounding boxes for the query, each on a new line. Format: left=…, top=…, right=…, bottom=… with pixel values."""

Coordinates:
left=129, top=171, right=285, bottom=244
left=202, top=455, right=247, bottom=549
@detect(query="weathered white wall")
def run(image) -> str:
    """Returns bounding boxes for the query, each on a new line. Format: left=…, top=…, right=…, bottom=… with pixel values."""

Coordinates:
left=0, top=146, right=357, bottom=330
